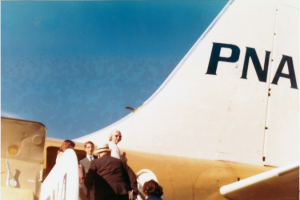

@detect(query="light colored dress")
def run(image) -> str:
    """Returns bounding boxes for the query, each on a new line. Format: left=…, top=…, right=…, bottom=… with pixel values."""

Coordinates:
left=56, top=151, right=63, bottom=163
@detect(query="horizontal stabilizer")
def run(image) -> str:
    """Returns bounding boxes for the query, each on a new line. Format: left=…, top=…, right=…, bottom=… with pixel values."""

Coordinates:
left=220, top=162, right=299, bottom=200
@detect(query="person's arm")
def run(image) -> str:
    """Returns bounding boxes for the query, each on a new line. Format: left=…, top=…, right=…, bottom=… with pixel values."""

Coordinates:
left=121, top=151, right=127, bottom=162
left=78, top=165, right=83, bottom=184
left=80, top=160, right=85, bottom=179
left=125, top=164, right=138, bottom=199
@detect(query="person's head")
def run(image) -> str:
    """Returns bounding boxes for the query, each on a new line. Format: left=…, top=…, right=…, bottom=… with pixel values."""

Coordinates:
left=84, top=141, right=95, bottom=156
left=57, top=140, right=75, bottom=154
left=93, top=143, right=111, bottom=158
left=143, top=180, right=163, bottom=198
left=109, top=130, right=122, bottom=144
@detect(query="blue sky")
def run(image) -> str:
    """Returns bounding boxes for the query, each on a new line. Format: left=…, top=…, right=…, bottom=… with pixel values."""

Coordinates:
left=1, top=1, right=228, bottom=139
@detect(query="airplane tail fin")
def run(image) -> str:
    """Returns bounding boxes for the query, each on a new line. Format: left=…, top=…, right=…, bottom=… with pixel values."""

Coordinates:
left=75, top=0, right=299, bottom=167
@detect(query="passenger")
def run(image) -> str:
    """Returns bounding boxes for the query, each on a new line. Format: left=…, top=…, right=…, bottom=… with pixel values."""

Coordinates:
left=56, top=139, right=83, bottom=186
left=108, top=129, right=137, bottom=200
left=143, top=180, right=164, bottom=200
left=84, top=143, right=138, bottom=200
left=79, top=141, right=96, bottom=200
left=56, top=139, right=75, bottom=163
left=108, top=129, right=127, bottom=161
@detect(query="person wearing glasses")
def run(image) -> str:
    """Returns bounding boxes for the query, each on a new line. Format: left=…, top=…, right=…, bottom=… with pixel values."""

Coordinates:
left=108, top=129, right=126, bottom=161
left=108, top=129, right=137, bottom=200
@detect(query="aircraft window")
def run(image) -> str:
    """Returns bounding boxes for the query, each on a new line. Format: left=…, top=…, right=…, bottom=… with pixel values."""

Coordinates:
left=32, top=135, right=43, bottom=145
left=8, top=145, right=19, bottom=156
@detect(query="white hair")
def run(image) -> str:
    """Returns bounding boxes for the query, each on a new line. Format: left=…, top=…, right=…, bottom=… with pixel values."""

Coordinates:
left=109, top=129, right=121, bottom=141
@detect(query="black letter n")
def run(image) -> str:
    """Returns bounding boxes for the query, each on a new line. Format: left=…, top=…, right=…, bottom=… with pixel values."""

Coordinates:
left=241, top=47, right=271, bottom=82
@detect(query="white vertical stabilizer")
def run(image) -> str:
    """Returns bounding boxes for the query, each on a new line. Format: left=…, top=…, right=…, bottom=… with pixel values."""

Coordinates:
left=75, top=0, right=299, bottom=167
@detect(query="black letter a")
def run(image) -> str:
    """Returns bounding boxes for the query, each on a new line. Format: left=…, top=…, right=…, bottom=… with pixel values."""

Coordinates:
left=271, top=55, right=298, bottom=89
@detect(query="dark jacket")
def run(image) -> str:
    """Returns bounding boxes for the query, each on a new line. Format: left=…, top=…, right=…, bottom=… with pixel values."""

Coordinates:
left=80, top=155, right=97, bottom=178
left=80, top=156, right=97, bottom=200
left=84, top=154, right=137, bottom=200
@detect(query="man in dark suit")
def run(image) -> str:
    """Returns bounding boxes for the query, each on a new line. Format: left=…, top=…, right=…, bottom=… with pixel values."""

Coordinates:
left=80, top=141, right=97, bottom=200
left=84, top=143, right=138, bottom=200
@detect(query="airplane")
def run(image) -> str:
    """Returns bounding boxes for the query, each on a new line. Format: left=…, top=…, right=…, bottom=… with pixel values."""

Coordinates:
left=1, top=0, right=299, bottom=199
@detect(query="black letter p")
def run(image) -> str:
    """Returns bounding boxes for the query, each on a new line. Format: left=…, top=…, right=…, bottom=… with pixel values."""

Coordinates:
left=206, top=43, right=240, bottom=75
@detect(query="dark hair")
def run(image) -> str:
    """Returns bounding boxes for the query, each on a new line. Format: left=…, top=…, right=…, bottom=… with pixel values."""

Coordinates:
left=143, top=179, right=163, bottom=197
left=84, top=141, right=94, bottom=148
left=57, top=140, right=75, bottom=154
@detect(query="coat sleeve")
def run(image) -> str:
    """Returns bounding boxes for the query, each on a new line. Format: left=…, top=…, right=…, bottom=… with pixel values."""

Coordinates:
left=79, top=160, right=85, bottom=179
left=124, top=163, right=138, bottom=194
left=84, top=160, right=96, bottom=189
